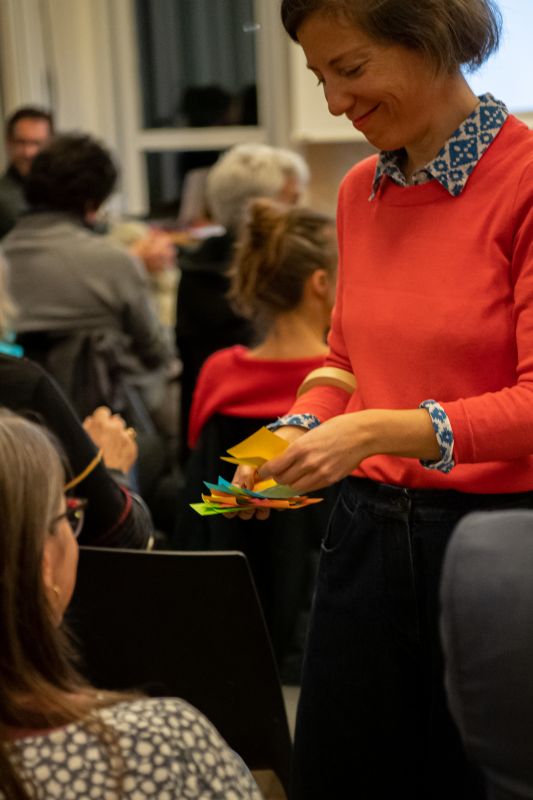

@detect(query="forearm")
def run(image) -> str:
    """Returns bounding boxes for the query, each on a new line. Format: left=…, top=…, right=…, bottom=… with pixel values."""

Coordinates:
left=277, top=407, right=440, bottom=460
left=260, top=407, right=441, bottom=493
left=83, top=482, right=154, bottom=549
left=359, top=408, right=441, bottom=462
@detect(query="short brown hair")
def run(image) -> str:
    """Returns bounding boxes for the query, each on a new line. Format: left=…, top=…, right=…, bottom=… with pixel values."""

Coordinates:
left=228, top=198, right=336, bottom=324
left=281, top=0, right=501, bottom=73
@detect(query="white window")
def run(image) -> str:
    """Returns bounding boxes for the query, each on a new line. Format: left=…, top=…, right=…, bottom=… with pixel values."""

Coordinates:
left=0, top=0, right=291, bottom=216
left=112, top=0, right=291, bottom=215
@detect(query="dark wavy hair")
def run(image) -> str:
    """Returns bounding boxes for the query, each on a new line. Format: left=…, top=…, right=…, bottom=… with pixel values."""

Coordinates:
left=25, top=133, right=118, bottom=217
left=281, top=0, right=502, bottom=74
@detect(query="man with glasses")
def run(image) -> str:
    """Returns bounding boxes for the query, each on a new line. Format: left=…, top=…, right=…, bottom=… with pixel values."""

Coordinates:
left=0, top=106, right=54, bottom=238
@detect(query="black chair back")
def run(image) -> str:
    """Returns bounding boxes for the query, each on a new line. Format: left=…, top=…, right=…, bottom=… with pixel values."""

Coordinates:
left=69, top=546, right=292, bottom=793
left=17, top=329, right=155, bottom=432
left=176, top=413, right=338, bottom=680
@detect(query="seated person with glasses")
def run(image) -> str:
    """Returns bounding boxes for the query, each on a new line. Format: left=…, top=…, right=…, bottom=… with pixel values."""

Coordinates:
left=0, top=409, right=261, bottom=799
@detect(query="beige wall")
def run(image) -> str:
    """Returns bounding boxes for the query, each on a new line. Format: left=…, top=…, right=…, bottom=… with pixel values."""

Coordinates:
left=301, top=141, right=377, bottom=217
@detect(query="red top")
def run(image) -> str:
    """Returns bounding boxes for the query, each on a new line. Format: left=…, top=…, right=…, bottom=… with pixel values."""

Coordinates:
left=188, top=345, right=324, bottom=448
left=289, top=115, right=533, bottom=493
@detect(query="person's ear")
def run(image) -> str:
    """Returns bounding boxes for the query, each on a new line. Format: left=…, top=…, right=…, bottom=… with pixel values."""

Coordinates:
left=41, top=537, right=55, bottom=593
left=42, top=536, right=63, bottom=623
left=309, top=268, right=330, bottom=297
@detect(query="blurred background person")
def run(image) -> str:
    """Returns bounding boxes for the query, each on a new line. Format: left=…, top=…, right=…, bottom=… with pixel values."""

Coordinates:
left=188, top=198, right=337, bottom=448
left=177, top=198, right=338, bottom=682
left=176, top=142, right=310, bottom=464
left=3, top=133, right=178, bottom=528
left=0, top=106, right=54, bottom=238
left=0, top=253, right=155, bottom=549
left=0, top=107, right=180, bottom=325
left=3, top=133, right=173, bottom=431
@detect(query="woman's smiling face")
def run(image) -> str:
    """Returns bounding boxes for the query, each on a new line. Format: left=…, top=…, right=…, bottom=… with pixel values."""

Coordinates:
left=297, top=10, right=446, bottom=152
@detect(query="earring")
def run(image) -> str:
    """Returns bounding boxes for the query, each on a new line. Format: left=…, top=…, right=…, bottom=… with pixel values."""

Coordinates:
left=51, top=584, right=60, bottom=598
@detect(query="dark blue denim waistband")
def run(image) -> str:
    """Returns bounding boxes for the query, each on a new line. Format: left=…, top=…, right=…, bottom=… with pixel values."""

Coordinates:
left=343, top=477, right=533, bottom=522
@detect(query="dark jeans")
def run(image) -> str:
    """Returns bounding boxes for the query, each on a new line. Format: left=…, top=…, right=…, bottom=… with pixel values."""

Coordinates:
left=292, top=478, right=533, bottom=800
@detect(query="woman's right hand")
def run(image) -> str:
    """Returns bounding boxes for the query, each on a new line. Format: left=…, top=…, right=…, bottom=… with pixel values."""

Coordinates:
left=230, top=426, right=307, bottom=520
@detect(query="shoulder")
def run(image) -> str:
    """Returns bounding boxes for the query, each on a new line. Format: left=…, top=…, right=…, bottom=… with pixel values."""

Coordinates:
left=193, top=347, right=243, bottom=400
left=492, top=116, right=533, bottom=176
left=338, top=154, right=379, bottom=202
left=0, top=170, right=21, bottom=197
left=492, top=118, right=533, bottom=214
left=97, top=697, right=260, bottom=797
left=204, top=345, right=243, bottom=368
left=0, top=355, right=92, bottom=457
left=0, top=170, right=13, bottom=188
left=12, top=697, right=259, bottom=798
left=99, top=696, right=211, bottom=733
left=0, top=353, right=51, bottom=398
left=81, top=230, right=139, bottom=266
left=66, top=231, right=147, bottom=287
left=180, top=233, right=234, bottom=275
left=197, top=346, right=243, bottom=381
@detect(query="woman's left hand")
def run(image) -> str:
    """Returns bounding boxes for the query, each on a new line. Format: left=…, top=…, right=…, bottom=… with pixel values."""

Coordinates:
left=258, top=413, right=373, bottom=493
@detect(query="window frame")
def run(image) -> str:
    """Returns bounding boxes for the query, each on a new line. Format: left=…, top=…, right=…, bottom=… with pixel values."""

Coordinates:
left=109, top=0, right=291, bottom=215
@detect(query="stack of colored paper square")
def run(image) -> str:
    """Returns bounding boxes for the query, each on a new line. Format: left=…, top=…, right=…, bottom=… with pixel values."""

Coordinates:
left=190, top=427, right=323, bottom=516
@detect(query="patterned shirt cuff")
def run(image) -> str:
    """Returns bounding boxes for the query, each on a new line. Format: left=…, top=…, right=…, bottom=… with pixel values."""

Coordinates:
left=267, top=413, right=321, bottom=432
left=419, top=399, right=455, bottom=474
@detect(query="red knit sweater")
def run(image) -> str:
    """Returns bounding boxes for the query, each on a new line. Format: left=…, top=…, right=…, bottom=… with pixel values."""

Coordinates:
left=188, top=345, right=324, bottom=448
left=289, top=115, right=533, bottom=493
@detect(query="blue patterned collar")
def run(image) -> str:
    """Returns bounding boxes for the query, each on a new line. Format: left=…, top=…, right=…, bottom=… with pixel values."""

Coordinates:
left=370, top=93, right=508, bottom=200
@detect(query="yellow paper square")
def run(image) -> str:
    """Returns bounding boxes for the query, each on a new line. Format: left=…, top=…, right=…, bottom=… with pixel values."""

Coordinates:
left=226, top=427, right=289, bottom=462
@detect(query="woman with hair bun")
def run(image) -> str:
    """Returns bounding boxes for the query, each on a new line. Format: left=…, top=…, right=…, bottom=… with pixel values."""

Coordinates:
left=182, top=198, right=337, bottom=678
left=233, top=0, right=533, bottom=797
left=188, top=198, right=337, bottom=449
left=0, top=410, right=260, bottom=799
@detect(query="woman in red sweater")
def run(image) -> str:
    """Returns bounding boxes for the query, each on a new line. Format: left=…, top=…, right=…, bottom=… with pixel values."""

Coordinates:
left=235, top=1, right=533, bottom=797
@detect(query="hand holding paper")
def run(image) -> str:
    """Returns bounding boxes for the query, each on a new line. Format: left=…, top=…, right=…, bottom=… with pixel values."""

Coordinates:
left=190, top=428, right=323, bottom=517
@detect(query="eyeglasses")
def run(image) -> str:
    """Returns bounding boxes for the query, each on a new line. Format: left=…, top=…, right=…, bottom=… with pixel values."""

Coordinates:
left=51, top=497, right=88, bottom=539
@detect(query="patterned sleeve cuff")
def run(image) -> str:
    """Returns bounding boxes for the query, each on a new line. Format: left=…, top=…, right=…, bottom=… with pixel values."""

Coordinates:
left=419, top=399, right=455, bottom=474
left=267, top=413, right=321, bottom=432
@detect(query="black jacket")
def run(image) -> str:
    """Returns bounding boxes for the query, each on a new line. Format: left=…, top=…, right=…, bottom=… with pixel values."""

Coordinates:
left=0, top=353, right=153, bottom=548
left=176, top=232, right=254, bottom=460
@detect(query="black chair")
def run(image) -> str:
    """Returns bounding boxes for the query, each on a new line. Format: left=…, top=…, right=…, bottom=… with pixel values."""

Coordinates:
left=17, top=328, right=155, bottom=433
left=176, top=413, right=338, bottom=682
left=68, top=546, right=293, bottom=795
